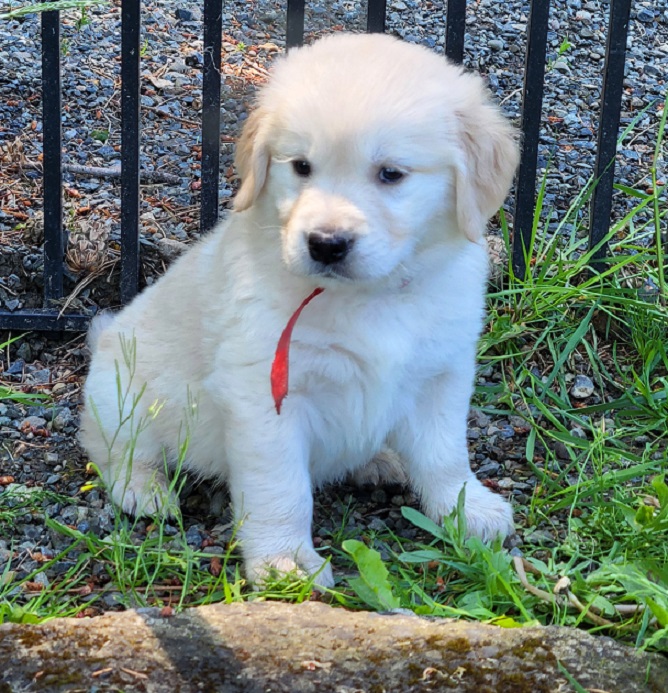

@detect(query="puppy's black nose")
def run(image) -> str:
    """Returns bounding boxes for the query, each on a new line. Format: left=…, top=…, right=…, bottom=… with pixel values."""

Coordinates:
left=307, top=232, right=354, bottom=265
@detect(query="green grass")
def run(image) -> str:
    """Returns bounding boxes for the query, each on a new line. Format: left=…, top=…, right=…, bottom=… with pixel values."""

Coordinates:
left=0, top=334, right=51, bottom=405
left=0, top=483, right=322, bottom=621
left=1, top=90, right=666, bottom=653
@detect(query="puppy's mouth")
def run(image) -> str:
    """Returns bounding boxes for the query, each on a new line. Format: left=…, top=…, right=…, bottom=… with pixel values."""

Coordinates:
left=311, top=263, right=354, bottom=281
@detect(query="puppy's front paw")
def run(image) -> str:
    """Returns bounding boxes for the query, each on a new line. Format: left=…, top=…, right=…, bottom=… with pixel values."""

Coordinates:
left=244, top=548, right=334, bottom=591
left=461, top=481, right=514, bottom=541
left=425, top=478, right=514, bottom=542
left=105, top=467, right=179, bottom=519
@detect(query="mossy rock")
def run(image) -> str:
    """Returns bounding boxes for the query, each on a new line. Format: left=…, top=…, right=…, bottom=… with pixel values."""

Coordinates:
left=1, top=601, right=666, bottom=692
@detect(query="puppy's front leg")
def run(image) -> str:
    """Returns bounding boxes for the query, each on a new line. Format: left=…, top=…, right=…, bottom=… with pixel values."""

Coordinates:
left=226, top=426, right=333, bottom=589
left=394, top=366, right=514, bottom=540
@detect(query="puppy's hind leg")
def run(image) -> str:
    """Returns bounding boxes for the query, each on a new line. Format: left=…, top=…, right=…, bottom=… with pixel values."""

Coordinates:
left=101, top=454, right=177, bottom=518
left=79, top=406, right=179, bottom=519
left=350, top=447, right=407, bottom=487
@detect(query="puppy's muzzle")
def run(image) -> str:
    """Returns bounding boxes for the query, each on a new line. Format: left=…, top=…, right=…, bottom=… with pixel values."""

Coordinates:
left=307, top=231, right=355, bottom=265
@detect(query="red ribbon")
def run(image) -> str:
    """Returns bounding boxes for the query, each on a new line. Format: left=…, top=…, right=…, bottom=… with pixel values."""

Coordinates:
left=270, top=287, right=325, bottom=414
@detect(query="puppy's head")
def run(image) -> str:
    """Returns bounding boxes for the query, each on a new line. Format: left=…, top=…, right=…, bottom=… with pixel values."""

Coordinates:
left=235, top=33, right=518, bottom=283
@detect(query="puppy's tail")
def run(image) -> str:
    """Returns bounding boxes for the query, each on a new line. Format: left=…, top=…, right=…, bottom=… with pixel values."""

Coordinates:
left=87, top=311, right=116, bottom=351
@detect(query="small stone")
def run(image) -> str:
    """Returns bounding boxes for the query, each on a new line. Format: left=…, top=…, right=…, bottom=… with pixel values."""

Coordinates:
left=498, top=425, right=515, bottom=440
left=469, top=410, right=490, bottom=427
left=368, top=517, right=387, bottom=532
left=524, top=529, right=555, bottom=545
left=158, top=237, right=188, bottom=262
left=52, top=408, right=73, bottom=431
left=636, top=8, right=654, bottom=23
left=370, top=489, right=387, bottom=504
left=554, top=441, right=570, bottom=460
left=185, top=53, right=203, bottom=68
left=33, top=571, right=50, bottom=588
left=6, top=359, right=25, bottom=375
left=60, top=506, right=79, bottom=525
left=489, top=39, right=504, bottom=51
left=570, top=375, right=595, bottom=399
left=552, top=59, right=570, bottom=74
left=45, top=503, right=62, bottom=517
left=29, top=369, right=51, bottom=385
left=21, top=415, right=47, bottom=429
left=97, top=144, right=116, bottom=160
left=570, top=426, right=587, bottom=440
left=477, top=461, right=501, bottom=476
left=15, top=343, right=32, bottom=361
left=163, top=524, right=179, bottom=537
left=102, top=592, right=126, bottom=608
left=95, top=507, right=115, bottom=534
left=185, top=526, right=203, bottom=547
left=175, top=8, right=196, bottom=22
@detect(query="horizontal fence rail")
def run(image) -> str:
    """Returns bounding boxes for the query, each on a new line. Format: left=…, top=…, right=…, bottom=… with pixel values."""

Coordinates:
left=0, top=0, right=637, bottom=333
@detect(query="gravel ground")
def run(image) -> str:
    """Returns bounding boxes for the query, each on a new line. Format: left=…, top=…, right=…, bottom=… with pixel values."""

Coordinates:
left=1, top=0, right=667, bottom=605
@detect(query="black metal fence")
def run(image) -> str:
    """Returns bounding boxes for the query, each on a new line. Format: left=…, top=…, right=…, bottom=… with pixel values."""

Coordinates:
left=0, top=0, right=634, bottom=333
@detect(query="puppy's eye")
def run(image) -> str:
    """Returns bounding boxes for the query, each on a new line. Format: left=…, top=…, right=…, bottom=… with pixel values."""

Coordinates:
left=292, top=159, right=312, bottom=177
left=378, top=167, right=405, bottom=184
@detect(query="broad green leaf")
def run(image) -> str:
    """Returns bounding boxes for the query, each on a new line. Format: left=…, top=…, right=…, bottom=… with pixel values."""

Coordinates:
left=342, top=540, right=400, bottom=611
left=647, top=598, right=668, bottom=628
left=397, top=549, right=443, bottom=564
left=401, top=507, right=447, bottom=540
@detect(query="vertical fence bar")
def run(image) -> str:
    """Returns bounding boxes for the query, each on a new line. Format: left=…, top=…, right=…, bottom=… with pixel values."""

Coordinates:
left=512, top=0, right=551, bottom=278
left=445, top=0, right=466, bottom=64
left=367, top=0, right=386, bottom=33
left=286, top=0, right=305, bottom=49
left=41, top=7, right=63, bottom=303
left=201, top=0, right=223, bottom=234
left=589, top=0, right=632, bottom=261
left=120, top=0, right=141, bottom=303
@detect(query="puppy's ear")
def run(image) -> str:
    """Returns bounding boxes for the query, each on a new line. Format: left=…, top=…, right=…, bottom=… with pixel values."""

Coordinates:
left=454, top=83, right=519, bottom=242
left=234, top=108, right=271, bottom=211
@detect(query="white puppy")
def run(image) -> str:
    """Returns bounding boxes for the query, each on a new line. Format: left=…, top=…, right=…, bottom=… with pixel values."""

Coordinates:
left=80, top=33, right=519, bottom=588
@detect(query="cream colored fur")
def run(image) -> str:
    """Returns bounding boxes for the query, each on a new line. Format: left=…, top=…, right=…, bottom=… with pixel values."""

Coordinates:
left=80, top=33, right=519, bottom=588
